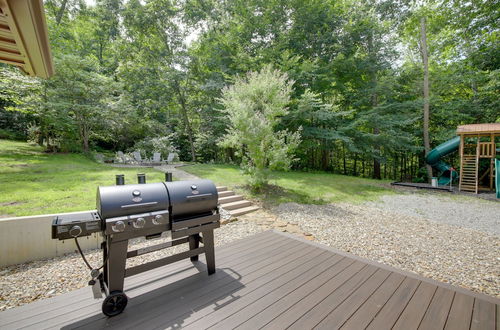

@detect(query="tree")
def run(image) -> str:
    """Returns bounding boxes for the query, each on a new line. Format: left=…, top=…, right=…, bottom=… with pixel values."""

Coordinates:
left=219, top=66, right=301, bottom=189
left=43, top=55, right=115, bottom=152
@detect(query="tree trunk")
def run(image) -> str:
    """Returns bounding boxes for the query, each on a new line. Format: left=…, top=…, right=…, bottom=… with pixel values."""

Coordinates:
left=83, top=128, right=89, bottom=153
left=373, top=127, right=381, bottom=179
left=78, top=113, right=90, bottom=153
left=342, top=143, right=347, bottom=175
left=420, top=17, right=433, bottom=182
left=321, top=141, right=328, bottom=170
left=55, top=0, right=69, bottom=25
left=367, top=30, right=381, bottom=180
left=173, top=80, right=196, bottom=162
left=353, top=154, right=357, bottom=176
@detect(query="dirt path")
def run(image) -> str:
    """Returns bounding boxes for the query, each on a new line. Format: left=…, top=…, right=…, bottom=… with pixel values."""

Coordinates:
left=154, top=165, right=200, bottom=180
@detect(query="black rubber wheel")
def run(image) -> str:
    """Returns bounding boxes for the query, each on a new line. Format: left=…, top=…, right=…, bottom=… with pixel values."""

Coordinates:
left=102, top=291, right=128, bottom=317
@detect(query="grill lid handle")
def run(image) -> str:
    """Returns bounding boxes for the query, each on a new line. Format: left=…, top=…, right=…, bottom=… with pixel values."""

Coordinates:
left=186, top=193, right=213, bottom=201
left=121, top=201, right=158, bottom=209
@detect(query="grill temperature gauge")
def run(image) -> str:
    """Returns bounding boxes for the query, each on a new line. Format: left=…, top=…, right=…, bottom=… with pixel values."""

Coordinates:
left=69, top=225, right=82, bottom=237
left=112, top=221, right=126, bottom=232
left=133, top=217, right=145, bottom=228
left=152, top=214, right=167, bottom=225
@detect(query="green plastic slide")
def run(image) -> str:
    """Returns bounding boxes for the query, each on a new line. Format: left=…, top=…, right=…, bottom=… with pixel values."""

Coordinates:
left=425, top=136, right=460, bottom=186
left=495, top=158, right=499, bottom=198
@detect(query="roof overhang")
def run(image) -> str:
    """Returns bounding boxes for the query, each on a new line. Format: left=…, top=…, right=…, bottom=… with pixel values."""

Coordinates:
left=0, top=0, right=54, bottom=78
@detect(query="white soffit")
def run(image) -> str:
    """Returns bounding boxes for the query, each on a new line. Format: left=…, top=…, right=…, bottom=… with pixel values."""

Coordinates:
left=0, top=0, right=54, bottom=78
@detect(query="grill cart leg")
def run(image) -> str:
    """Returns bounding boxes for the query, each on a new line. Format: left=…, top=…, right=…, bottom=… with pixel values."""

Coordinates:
left=203, top=230, right=216, bottom=275
left=105, top=239, right=128, bottom=293
left=102, top=239, right=129, bottom=317
left=189, top=233, right=200, bottom=261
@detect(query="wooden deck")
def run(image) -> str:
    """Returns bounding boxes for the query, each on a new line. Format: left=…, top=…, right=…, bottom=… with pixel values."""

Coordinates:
left=0, top=230, right=498, bottom=330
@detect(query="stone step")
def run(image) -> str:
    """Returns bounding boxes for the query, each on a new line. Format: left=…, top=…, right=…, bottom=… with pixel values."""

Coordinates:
left=218, top=190, right=235, bottom=198
left=218, top=194, right=244, bottom=204
left=220, top=200, right=252, bottom=210
left=229, top=205, right=260, bottom=217
left=216, top=186, right=228, bottom=192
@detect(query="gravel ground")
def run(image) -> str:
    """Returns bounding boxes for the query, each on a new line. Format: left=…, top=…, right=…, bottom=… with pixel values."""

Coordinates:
left=0, top=219, right=265, bottom=312
left=273, top=202, right=500, bottom=298
left=2, top=189, right=499, bottom=312
left=366, top=192, right=500, bottom=235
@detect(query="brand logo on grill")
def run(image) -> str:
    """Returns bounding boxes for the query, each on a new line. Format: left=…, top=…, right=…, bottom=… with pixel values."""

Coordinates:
left=132, top=190, right=142, bottom=202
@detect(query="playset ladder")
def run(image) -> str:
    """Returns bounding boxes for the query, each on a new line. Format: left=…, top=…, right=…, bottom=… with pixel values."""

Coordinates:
left=459, top=155, right=479, bottom=193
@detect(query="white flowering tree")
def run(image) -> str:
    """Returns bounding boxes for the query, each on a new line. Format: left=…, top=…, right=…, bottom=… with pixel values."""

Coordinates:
left=219, top=66, right=301, bottom=190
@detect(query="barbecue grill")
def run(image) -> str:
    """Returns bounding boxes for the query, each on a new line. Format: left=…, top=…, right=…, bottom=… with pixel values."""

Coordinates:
left=52, top=174, right=220, bottom=316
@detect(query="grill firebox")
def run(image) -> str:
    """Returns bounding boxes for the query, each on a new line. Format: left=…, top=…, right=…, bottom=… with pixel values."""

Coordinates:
left=52, top=177, right=220, bottom=316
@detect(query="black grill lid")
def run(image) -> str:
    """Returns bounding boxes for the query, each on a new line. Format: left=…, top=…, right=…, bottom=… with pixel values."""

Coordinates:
left=164, top=179, right=218, bottom=221
left=97, top=182, right=169, bottom=219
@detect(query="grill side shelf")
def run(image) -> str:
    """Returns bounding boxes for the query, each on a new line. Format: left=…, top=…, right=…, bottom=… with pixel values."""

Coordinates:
left=51, top=211, right=102, bottom=240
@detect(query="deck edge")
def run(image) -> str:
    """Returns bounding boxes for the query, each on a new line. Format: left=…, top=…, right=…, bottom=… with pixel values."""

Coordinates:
left=270, top=230, right=500, bottom=305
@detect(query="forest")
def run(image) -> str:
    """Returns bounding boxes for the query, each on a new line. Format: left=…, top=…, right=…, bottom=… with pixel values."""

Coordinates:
left=0, top=0, right=498, bottom=183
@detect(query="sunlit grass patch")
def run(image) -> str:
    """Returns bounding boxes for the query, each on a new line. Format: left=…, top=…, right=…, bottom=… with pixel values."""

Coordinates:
left=183, top=163, right=393, bottom=207
left=0, top=140, right=164, bottom=216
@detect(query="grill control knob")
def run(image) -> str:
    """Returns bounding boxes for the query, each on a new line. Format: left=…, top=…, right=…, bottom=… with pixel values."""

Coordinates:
left=112, top=221, right=126, bottom=233
left=133, top=217, right=146, bottom=229
left=152, top=214, right=167, bottom=225
left=69, top=225, right=82, bottom=237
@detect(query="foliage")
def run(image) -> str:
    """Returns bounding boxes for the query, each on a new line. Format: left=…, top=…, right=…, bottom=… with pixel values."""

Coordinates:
left=219, top=66, right=301, bottom=189
left=0, top=0, right=498, bottom=182
left=42, top=55, right=116, bottom=152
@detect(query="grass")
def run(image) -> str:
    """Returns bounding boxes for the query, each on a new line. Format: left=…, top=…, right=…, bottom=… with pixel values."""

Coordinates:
left=183, top=163, right=394, bottom=206
left=0, top=140, right=165, bottom=217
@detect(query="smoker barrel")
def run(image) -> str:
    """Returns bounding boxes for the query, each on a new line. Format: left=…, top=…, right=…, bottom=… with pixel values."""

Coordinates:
left=166, top=179, right=218, bottom=221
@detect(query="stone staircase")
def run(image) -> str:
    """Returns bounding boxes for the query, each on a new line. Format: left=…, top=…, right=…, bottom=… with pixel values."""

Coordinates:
left=216, top=186, right=259, bottom=217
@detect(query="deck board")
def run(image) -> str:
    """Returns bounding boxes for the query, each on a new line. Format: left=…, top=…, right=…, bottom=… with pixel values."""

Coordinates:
left=234, top=257, right=353, bottom=330
left=340, top=272, right=406, bottom=329
left=418, top=287, right=455, bottom=330
left=0, top=230, right=498, bottom=330
left=314, top=268, right=392, bottom=329
left=392, top=281, right=437, bottom=330
left=444, top=292, right=475, bottom=330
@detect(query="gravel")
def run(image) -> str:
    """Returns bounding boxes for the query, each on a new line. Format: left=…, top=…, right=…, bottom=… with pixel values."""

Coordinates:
left=0, top=219, right=265, bottom=312
left=273, top=202, right=500, bottom=298
left=2, top=190, right=499, bottom=312
left=365, top=192, right=500, bottom=235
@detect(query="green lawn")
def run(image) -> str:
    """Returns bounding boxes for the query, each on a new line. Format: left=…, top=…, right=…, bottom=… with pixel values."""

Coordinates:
left=183, top=163, right=394, bottom=206
left=0, top=140, right=165, bottom=216
left=0, top=139, right=394, bottom=216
